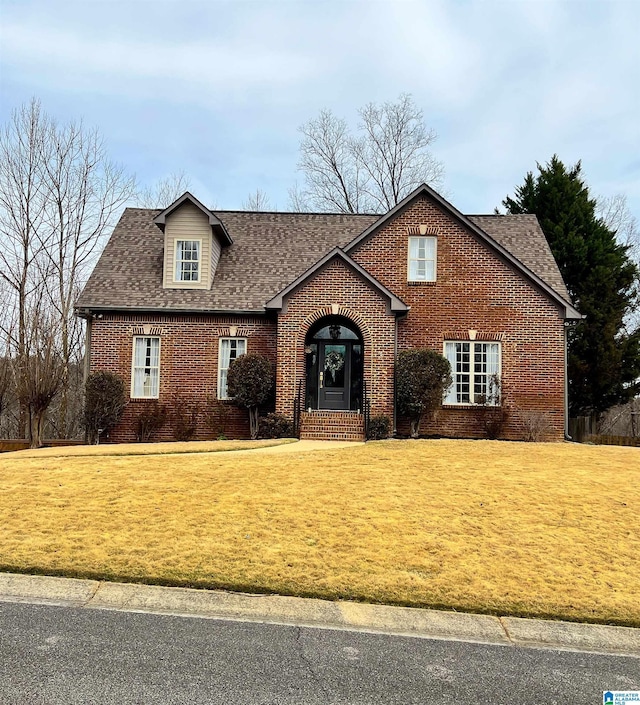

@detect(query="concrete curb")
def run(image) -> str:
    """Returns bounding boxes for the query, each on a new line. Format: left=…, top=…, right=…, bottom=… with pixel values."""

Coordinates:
left=0, top=573, right=638, bottom=657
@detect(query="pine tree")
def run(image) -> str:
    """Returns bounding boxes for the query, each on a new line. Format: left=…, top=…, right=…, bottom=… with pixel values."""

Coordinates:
left=502, top=156, right=640, bottom=417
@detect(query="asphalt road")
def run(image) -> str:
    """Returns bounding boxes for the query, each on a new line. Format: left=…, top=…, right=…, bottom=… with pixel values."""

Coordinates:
left=1, top=602, right=638, bottom=704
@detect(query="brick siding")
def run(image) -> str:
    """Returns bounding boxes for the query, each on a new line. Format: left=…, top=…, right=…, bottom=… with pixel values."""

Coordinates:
left=89, top=313, right=276, bottom=442
left=89, top=193, right=567, bottom=443
left=349, top=194, right=566, bottom=440
left=274, top=258, right=396, bottom=423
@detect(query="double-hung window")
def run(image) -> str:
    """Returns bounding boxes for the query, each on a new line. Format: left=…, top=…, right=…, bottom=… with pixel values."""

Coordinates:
left=132, top=336, right=160, bottom=398
left=218, top=338, right=247, bottom=399
left=444, top=341, right=500, bottom=405
left=175, top=240, right=201, bottom=282
left=408, top=236, right=437, bottom=282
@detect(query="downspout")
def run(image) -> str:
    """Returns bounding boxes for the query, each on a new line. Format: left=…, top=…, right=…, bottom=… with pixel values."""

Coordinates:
left=564, top=321, right=571, bottom=441
left=84, top=314, right=93, bottom=384
left=393, top=315, right=398, bottom=436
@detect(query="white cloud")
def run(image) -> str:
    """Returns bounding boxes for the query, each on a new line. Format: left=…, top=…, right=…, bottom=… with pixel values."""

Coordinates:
left=0, top=20, right=314, bottom=100
left=1, top=0, right=638, bottom=216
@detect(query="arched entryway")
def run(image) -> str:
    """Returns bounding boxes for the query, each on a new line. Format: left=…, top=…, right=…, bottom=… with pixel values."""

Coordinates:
left=304, top=316, right=364, bottom=411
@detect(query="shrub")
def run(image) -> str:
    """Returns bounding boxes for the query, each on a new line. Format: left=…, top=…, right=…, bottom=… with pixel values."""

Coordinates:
left=204, top=395, right=230, bottom=439
left=169, top=394, right=199, bottom=442
left=475, top=374, right=509, bottom=439
left=227, top=353, right=274, bottom=439
left=84, top=371, right=127, bottom=444
left=519, top=409, right=553, bottom=442
left=132, top=402, right=167, bottom=442
left=396, top=349, right=452, bottom=438
left=367, top=415, right=391, bottom=440
left=259, top=412, right=294, bottom=439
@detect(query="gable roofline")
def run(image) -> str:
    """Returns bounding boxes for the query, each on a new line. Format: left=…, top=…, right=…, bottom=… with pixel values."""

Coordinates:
left=153, top=191, right=233, bottom=246
left=344, top=183, right=582, bottom=320
left=265, top=246, right=409, bottom=313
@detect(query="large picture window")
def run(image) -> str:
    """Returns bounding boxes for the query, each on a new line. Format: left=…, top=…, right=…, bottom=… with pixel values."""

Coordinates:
left=218, top=338, right=247, bottom=399
left=132, top=336, right=160, bottom=398
left=175, top=239, right=201, bottom=282
left=444, top=341, right=500, bottom=405
left=408, top=236, right=437, bottom=282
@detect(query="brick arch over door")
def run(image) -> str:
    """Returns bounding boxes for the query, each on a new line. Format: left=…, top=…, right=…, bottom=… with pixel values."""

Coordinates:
left=299, top=306, right=373, bottom=349
left=297, top=308, right=372, bottom=412
left=274, top=257, right=397, bottom=420
left=299, top=308, right=373, bottom=392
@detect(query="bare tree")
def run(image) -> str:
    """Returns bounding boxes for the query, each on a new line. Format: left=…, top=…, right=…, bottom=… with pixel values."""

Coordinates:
left=297, top=109, right=367, bottom=213
left=40, top=118, right=135, bottom=436
left=598, top=194, right=640, bottom=330
left=355, top=95, right=445, bottom=211
left=0, top=343, right=12, bottom=433
left=292, top=94, right=444, bottom=213
left=0, top=99, right=135, bottom=441
left=597, top=193, right=639, bottom=256
left=242, top=188, right=271, bottom=211
left=14, top=304, right=64, bottom=448
left=287, top=182, right=312, bottom=212
left=0, top=100, right=52, bottom=436
left=136, top=171, right=192, bottom=208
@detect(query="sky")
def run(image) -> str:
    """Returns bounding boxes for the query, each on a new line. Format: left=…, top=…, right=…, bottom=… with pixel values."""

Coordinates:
left=1, top=0, right=638, bottom=217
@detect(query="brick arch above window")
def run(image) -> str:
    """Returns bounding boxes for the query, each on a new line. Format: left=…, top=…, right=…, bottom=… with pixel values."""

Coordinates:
left=442, top=330, right=505, bottom=342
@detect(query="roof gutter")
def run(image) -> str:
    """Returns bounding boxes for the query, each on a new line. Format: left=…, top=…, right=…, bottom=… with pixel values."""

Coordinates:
left=75, top=306, right=269, bottom=318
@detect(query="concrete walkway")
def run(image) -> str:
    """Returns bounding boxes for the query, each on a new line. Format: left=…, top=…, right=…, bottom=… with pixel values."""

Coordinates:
left=233, top=439, right=364, bottom=454
left=0, top=572, right=638, bottom=658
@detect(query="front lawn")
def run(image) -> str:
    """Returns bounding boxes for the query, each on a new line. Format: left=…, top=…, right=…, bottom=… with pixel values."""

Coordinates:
left=9, top=438, right=296, bottom=458
left=0, top=439, right=637, bottom=626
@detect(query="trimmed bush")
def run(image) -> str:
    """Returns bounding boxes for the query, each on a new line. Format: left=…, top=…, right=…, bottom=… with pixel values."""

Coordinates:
left=519, top=409, right=553, bottom=442
left=204, top=395, right=230, bottom=440
left=259, top=412, right=294, bottom=439
left=397, top=349, right=452, bottom=438
left=84, top=371, right=127, bottom=444
left=170, top=394, right=199, bottom=442
left=367, top=415, right=391, bottom=440
left=475, top=374, right=509, bottom=439
left=227, top=353, right=274, bottom=439
left=132, top=402, right=167, bottom=442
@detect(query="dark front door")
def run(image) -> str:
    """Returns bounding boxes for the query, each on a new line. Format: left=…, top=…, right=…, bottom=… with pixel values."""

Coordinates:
left=319, top=342, right=351, bottom=410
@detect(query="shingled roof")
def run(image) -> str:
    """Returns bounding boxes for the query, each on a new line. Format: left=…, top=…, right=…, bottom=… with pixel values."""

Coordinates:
left=469, top=214, right=571, bottom=302
left=76, top=206, right=572, bottom=314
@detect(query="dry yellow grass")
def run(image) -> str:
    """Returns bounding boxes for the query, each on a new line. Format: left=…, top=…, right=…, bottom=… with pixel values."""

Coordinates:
left=0, top=439, right=637, bottom=625
left=10, top=438, right=295, bottom=459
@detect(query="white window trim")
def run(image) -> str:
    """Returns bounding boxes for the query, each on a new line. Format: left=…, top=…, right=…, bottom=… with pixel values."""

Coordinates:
left=407, top=236, right=437, bottom=282
left=442, top=340, right=502, bottom=406
left=130, top=335, right=161, bottom=399
left=217, top=337, right=247, bottom=400
left=173, top=238, right=202, bottom=283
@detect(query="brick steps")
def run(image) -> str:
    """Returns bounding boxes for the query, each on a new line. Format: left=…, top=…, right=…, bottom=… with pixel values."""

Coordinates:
left=300, top=410, right=365, bottom=441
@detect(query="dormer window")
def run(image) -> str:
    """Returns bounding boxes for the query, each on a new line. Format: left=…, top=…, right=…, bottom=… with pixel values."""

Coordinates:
left=175, top=240, right=201, bottom=282
left=155, top=192, right=232, bottom=291
left=408, top=236, right=437, bottom=282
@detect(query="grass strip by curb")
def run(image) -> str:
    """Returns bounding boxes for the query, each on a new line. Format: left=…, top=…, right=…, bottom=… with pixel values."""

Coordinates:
left=1, top=564, right=639, bottom=629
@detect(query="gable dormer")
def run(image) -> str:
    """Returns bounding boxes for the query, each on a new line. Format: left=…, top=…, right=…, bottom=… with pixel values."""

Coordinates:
left=154, top=192, right=232, bottom=290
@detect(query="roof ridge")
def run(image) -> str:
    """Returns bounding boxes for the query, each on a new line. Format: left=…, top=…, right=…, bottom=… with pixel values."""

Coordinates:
left=123, top=207, right=536, bottom=219
left=468, top=213, right=537, bottom=218
left=122, top=207, right=384, bottom=217
left=212, top=209, right=380, bottom=217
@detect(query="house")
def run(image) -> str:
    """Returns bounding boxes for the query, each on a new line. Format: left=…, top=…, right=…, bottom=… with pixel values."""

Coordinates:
left=76, top=184, right=581, bottom=442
